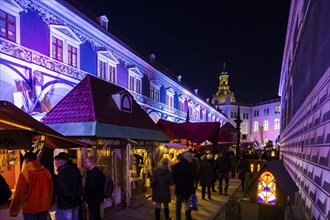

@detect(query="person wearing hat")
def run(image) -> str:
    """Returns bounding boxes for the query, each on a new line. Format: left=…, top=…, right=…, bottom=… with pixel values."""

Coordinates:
left=10, top=151, right=53, bottom=219
left=151, top=158, right=173, bottom=220
left=54, top=152, right=83, bottom=220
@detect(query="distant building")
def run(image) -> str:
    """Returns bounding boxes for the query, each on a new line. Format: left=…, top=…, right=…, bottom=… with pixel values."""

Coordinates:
left=0, top=0, right=228, bottom=125
left=212, top=65, right=281, bottom=146
left=279, top=0, right=330, bottom=219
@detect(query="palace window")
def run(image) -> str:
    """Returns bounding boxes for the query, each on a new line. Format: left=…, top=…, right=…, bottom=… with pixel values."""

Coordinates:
left=178, top=95, right=185, bottom=112
left=128, top=67, right=143, bottom=94
left=50, top=25, right=82, bottom=67
left=263, top=108, right=269, bottom=116
left=241, top=122, right=248, bottom=134
left=202, top=109, right=206, bottom=121
left=274, top=119, right=280, bottom=130
left=0, top=2, right=23, bottom=43
left=253, top=121, right=259, bottom=132
left=98, top=51, right=118, bottom=83
left=274, top=106, right=281, bottom=114
left=0, top=10, right=16, bottom=42
left=254, top=110, right=259, bottom=117
left=264, top=120, right=269, bottom=131
left=243, top=113, right=249, bottom=119
left=150, top=80, right=161, bottom=101
left=166, top=88, right=174, bottom=108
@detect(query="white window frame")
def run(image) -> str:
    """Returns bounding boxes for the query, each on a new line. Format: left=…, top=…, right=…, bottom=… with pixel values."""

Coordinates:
left=202, top=109, right=206, bottom=121
left=195, top=105, right=201, bottom=119
left=264, top=120, right=269, bottom=131
left=253, top=121, right=259, bottom=132
left=274, top=118, right=280, bottom=130
left=97, top=51, right=118, bottom=83
left=1, top=1, right=23, bottom=44
left=242, top=122, right=248, bottom=134
left=150, top=80, right=161, bottom=101
left=178, top=95, right=185, bottom=112
left=128, top=67, right=143, bottom=94
left=166, top=88, right=174, bottom=108
left=50, top=25, right=82, bottom=68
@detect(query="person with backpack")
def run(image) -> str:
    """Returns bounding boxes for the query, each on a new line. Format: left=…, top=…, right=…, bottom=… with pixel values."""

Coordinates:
left=84, top=156, right=105, bottom=220
left=54, top=152, right=83, bottom=220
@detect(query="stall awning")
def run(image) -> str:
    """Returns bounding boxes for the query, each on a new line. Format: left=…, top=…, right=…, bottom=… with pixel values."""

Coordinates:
left=0, top=100, right=88, bottom=149
left=157, top=119, right=220, bottom=144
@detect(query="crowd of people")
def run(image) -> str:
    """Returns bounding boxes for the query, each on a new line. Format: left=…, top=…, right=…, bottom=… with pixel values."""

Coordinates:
left=1, top=148, right=250, bottom=220
left=1, top=151, right=106, bottom=220
left=151, top=149, right=250, bottom=220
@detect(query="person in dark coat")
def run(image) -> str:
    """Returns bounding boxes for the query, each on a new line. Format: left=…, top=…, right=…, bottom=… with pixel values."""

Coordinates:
left=206, top=153, right=217, bottom=192
left=54, top=152, right=83, bottom=220
left=214, top=151, right=231, bottom=195
left=236, top=152, right=249, bottom=192
left=198, top=155, right=214, bottom=200
left=151, top=158, right=173, bottom=220
left=84, top=156, right=105, bottom=220
left=172, top=151, right=195, bottom=220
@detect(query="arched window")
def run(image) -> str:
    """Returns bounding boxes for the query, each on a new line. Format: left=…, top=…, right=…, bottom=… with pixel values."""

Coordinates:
left=253, top=121, right=259, bottom=132
left=257, top=171, right=276, bottom=205
left=274, top=118, right=280, bottom=130
left=264, top=120, right=269, bottom=131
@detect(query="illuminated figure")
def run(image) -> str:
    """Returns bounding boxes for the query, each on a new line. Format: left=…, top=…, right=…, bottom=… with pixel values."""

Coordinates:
left=257, top=171, right=276, bottom=205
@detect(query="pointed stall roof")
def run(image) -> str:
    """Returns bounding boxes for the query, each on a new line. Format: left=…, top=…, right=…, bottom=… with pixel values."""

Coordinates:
left=42, top=74, right=170, bottom=142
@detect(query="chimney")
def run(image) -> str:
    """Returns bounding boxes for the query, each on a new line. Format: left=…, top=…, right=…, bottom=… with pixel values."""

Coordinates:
left=177, top=75, right=182, bottom=82
left=150, top=54, right=156, bottom=61
left=97, top=15, right=109, bottom=30
left=194, top=89, right=198, bottom=94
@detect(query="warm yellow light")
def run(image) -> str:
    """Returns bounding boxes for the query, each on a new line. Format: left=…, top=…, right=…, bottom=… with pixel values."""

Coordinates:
left=271, top=151, right=275, bottom=157
left=250, top=164, right=254, bottom=172
left=159, top=145, right=164, bottom=150
left=257, top=164, right=260, bottom=172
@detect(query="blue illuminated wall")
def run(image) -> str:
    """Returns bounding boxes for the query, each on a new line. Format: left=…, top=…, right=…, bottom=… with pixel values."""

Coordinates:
left=0, top=0, right=228, bottom=126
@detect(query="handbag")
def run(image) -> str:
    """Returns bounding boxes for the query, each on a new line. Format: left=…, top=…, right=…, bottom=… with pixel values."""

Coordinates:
left=189, top=194, right=198, bottom=211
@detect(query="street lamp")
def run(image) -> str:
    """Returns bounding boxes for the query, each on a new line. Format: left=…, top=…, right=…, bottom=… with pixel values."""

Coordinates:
left=234, top=104, right=242, bottom=159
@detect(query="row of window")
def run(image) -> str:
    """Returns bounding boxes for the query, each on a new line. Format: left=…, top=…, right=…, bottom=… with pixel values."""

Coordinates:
left=2, top=7, right=215, bottom=122
left=253, top=119, right=280, bottom=132
left=230, top=107, right=281, bottom=120
left=253, top=106, right=281, bottom=117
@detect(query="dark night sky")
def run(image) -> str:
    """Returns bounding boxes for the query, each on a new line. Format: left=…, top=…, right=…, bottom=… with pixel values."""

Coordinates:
left=73, top=0, right=291, bottom=104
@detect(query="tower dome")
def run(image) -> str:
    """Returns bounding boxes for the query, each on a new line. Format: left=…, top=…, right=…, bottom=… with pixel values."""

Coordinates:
left=211, top=63, right=236, bottom=105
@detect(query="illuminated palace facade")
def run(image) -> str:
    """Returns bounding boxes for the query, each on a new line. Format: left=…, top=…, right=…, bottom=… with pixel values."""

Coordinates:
left=212, top=67, right=281, bottom=145
left=279, top=0, right=330, bottom=219
left=0, top=0, right=228, bottom=125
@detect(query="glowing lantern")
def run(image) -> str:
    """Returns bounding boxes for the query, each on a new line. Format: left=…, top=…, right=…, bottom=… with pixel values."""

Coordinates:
left=257, top=171, right=276, bottom=205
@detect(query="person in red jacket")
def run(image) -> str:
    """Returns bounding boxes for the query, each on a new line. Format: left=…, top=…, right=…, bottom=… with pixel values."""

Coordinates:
left=10, top=151, right=54, bottom=220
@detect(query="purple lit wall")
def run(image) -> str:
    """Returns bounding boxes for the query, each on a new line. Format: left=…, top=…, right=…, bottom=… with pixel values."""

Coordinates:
left=80, top=42, right=97, bottom=74
left=116, top=62, right=128, bottom=88
left=20, top=12, right=49, bottom=55
left=279, top=0, right=330, bottom=219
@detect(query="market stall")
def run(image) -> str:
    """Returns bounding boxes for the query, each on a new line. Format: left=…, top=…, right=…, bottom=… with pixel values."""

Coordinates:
left=0, top=100, right=87, bottom=203
left=41, top=75, right=170, bottom=209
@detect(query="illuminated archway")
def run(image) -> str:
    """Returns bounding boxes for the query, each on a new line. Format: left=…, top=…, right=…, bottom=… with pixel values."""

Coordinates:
left=257, top=171, right=276, bottom=205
